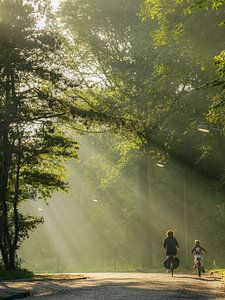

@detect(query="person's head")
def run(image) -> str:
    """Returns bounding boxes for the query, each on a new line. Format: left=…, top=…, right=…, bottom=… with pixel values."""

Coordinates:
left=195, top=240, right=200, bottom=246
left=166, top=230, right=174, bottom=237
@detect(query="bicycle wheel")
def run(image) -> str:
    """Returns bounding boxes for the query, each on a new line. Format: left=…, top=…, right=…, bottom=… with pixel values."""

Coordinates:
left=170, top=259, right=174, bottom=277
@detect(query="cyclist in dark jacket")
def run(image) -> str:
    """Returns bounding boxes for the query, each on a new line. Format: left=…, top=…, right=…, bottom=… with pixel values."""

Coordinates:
left=163, top=230, right=179, bottom=257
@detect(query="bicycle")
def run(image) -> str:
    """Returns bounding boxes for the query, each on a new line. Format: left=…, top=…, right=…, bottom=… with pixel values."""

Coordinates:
left=164, top=256, right=180, bottom=277
left=195, top=257, right=201, bottom=277
left=194, top=255, right=205, bottom=277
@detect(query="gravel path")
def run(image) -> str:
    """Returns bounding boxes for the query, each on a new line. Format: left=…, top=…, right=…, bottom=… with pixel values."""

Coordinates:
left=3, top=273, right=225, bottom=300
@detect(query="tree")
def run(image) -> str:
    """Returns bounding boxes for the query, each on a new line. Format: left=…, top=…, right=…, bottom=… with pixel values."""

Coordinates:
left=0, top=0, right=79, bottom=270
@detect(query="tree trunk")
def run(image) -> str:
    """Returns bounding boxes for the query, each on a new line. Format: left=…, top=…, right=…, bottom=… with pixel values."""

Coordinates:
left=12, top=66, right=20, bottom=260
left=139, top=157, right=153, bottom=269
left=0, top=126, right=15, bottom=270
left=0, top=67, right=16, bottom=270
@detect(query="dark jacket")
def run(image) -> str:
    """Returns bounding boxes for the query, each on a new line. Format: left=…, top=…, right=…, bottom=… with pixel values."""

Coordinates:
left=163, top=236, right=179, bottom=256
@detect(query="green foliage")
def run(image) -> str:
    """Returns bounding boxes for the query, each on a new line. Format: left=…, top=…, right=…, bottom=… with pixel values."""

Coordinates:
left=182, top=0, right=225, bottom=129
left=61, top=0, right=224, bottom=178
left=187, top=0, right=225, bottom=10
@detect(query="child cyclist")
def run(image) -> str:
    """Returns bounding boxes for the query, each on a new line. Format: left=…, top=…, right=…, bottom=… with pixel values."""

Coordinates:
left=191, top=240, right=207, bottom=272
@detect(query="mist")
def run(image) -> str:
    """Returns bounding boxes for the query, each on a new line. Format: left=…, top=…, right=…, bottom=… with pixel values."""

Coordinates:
left=19, top=134, right=225, bottom=272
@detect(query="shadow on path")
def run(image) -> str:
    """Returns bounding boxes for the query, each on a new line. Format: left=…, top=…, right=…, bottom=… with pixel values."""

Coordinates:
left=1, top=274, right=224, bottom=300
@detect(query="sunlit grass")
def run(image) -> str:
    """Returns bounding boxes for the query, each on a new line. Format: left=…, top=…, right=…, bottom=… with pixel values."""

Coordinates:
left=210, top=269, right=225, bottom=276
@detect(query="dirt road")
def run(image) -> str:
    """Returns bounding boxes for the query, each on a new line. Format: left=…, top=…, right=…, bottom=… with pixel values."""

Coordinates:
left=5, top=273, right=225, bottom=299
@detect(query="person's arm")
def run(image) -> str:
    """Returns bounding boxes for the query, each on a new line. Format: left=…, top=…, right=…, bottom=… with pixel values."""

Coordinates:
left=190, top=246, right=195, bottom=254
left=163, top=238, right=167, bottom=249
left=201, top=246, right=207, bottom=253
left=175, top=238, right=179, bottom=248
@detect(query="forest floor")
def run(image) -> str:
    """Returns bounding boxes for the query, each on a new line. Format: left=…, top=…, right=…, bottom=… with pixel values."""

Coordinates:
left=0, top=272, right=224, bottom=299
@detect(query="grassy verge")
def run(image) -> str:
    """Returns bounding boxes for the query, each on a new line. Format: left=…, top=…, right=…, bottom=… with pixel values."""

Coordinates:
left=0, top=268, right=33, bottom=280
left=0, top=270, right=87, bottom=281
left=32, top=273, right=87, bottom=280
left=210, top=269, right=225, bottom=277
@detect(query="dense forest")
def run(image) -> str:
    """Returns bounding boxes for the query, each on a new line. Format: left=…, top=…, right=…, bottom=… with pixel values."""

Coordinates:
left=0, top=0, right=224, bottom=272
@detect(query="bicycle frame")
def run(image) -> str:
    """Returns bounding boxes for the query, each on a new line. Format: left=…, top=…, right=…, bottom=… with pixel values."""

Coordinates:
left=194, top=257, right=202, bottom=277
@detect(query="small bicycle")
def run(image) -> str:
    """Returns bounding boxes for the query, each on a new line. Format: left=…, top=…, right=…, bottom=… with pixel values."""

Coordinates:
left=164, top=256, right=180, bottom=277
left=194, top=255, right=205, bottom=277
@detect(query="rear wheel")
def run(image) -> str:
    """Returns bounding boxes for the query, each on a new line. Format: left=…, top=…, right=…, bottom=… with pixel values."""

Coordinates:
left=170, top=258, right=174, bottom=277
left=197, top=259, right=201, bottom=277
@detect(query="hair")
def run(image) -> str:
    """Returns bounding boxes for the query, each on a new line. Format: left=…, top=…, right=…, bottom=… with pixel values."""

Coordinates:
left=166, top=230, right=174, bottom=237
left=195, top=240, right=200, bottom=244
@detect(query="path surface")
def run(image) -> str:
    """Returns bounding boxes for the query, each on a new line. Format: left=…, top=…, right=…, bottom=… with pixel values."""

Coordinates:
left=4, top=273, right=225, bottom=299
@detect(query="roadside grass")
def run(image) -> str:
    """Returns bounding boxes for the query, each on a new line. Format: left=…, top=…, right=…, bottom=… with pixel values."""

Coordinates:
left=0, top=269, right=86, bottom=281
left=210, top=268, right=225, bottom=277
left=32, top=273, right=87, bottom=280
left=0, top=268, right=33, bottom=280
